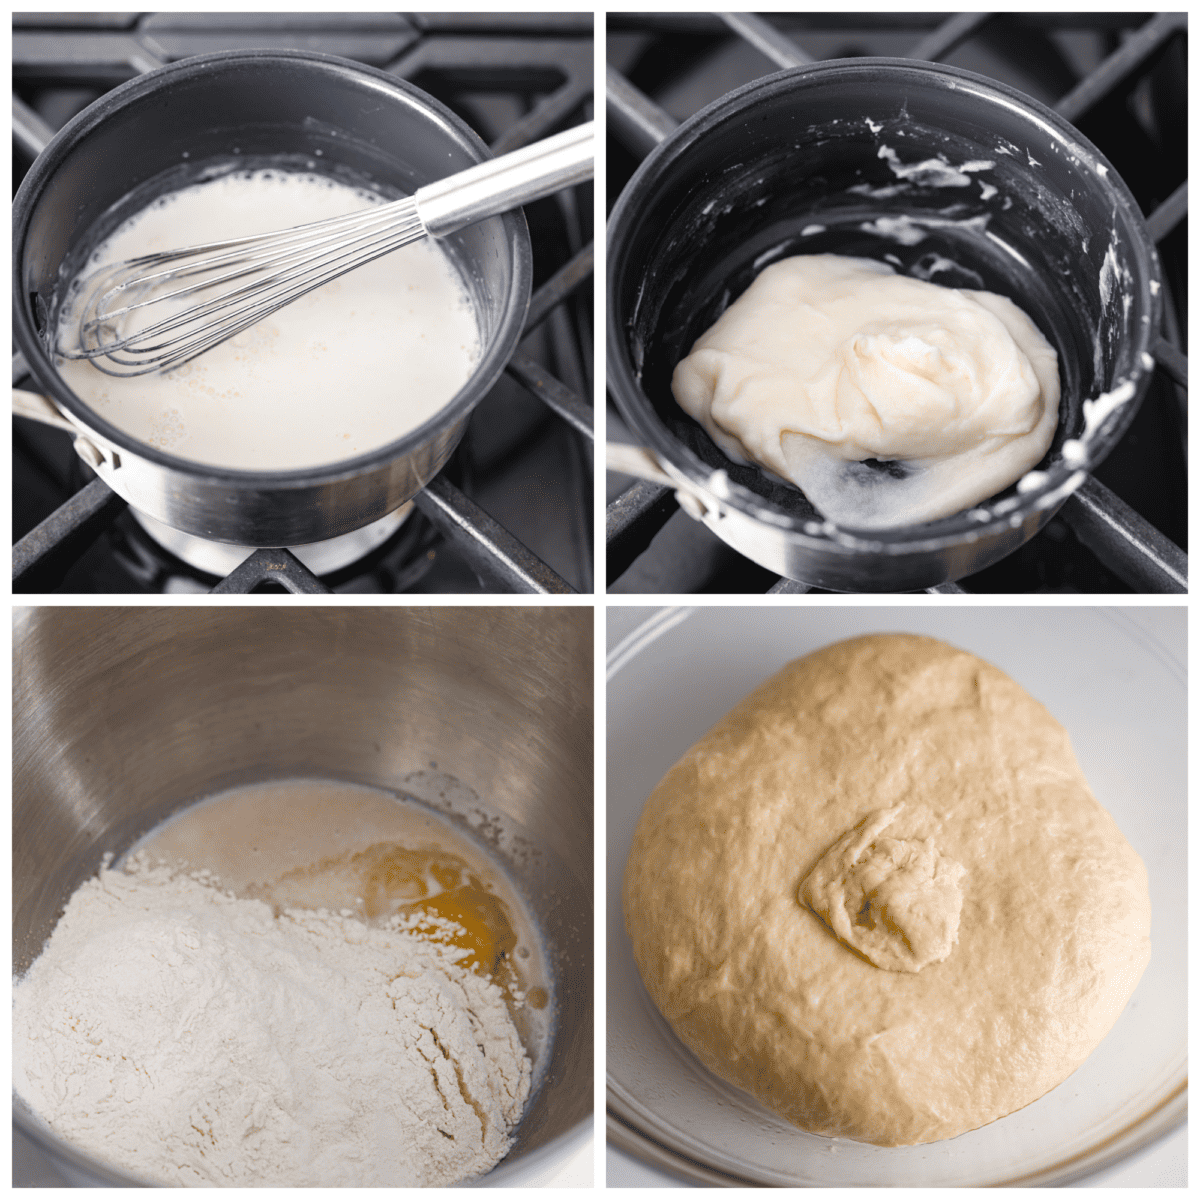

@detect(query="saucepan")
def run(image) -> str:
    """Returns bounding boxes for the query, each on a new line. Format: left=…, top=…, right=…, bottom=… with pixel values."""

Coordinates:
left=13, top=606, right=592, bottom=1185
left=607, top=59, right=1162, bottom=591
left=13, top=50, right=533, bottom=548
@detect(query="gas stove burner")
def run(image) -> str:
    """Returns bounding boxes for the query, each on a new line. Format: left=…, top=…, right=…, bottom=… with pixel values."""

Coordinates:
left=13, top=12, right=594, bottom=595
left=606, top=12, right=1187, bottom=594
left=111, top=502, right=443, bottom=595
left=130, top=508, right=417, bottom=582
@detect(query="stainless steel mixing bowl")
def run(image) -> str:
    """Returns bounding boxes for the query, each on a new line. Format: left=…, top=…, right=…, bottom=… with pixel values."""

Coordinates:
left=13, top=605, right=592, bottom=1187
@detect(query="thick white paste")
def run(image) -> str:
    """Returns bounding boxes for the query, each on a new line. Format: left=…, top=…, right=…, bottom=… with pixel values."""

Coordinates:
left=672, top=254, right=1060, bottom=528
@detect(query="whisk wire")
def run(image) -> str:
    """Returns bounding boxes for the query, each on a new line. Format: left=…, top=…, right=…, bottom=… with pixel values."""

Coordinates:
left=74, top=203, right=425, bottom=373
left=57, top=121, right=594, bottom=377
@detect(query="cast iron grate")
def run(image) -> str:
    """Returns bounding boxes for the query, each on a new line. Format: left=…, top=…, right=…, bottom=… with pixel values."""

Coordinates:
left=13, top=12, right=593, bottom=594
left=607, top=12, right=1186, bottom=594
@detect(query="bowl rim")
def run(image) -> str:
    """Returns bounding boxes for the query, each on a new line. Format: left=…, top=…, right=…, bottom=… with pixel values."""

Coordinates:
left=606, top=1090, right=1187, bottom=1188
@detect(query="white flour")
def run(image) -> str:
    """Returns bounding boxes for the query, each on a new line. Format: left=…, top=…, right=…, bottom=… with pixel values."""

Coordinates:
left=12, top=857, right=531, bottom=1187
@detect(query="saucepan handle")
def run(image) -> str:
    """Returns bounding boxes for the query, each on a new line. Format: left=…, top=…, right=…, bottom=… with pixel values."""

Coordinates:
left=606, top=443, right=717, bottom=521
left=13, top=387, right=77, bottom=433
left=417, top=121, right=594, bottom=238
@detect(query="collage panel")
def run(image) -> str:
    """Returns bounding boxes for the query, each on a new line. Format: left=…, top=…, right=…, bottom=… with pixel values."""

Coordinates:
left=12, top=13, right=600, bottom=1188
left=606, top=12, right=1186, bottom=596
left=14, top=12, right=594, bottom=596
left=607, top=605, right=1185, bottom=1185
left=8, top=6, right=1192, bottom=1194
left=14, top=605, right=593, bottom=1185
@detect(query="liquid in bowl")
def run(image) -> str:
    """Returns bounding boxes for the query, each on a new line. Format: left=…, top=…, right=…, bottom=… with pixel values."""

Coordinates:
left=128, top=777, right=554, bottom=1075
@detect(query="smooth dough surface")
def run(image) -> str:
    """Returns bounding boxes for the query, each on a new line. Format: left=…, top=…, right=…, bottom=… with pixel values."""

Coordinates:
left=623, top=634, right=1151, bottom=1146
left=671, top=255, right=1060, bottom=529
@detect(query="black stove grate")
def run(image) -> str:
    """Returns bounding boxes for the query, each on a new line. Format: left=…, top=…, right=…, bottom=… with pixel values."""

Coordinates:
left=607, top=12, right=1186, bottom=594
left=13, top=12, right=594, bottom=594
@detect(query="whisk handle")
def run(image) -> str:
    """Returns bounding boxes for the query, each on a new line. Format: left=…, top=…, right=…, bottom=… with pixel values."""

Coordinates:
left=415, top=121, right=594, bottom=238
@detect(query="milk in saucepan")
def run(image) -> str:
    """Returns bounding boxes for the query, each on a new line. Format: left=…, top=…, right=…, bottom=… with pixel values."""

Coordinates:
left=54, top=169, right=480, bottom=471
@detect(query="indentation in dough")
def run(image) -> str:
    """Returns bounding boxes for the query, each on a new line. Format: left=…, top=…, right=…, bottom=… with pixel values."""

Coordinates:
left=801, top=805, right=966, bottom=973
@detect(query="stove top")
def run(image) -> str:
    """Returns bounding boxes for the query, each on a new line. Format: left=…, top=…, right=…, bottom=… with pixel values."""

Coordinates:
left=606, top=12, right=1186, bottom=594
left=14, top=12, right=594, bottom=593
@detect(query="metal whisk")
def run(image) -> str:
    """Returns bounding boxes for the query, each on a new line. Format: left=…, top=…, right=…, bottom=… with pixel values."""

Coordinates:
left=59, top=121, right=593, bottom=377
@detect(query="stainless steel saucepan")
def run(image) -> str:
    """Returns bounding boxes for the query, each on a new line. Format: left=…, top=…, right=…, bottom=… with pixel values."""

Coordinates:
left=13, top=50, right=533, bottom=548
left=607, top=59, right=1163, bottom=591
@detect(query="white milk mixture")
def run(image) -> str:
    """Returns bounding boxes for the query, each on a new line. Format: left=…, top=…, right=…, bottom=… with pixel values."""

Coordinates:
left=54, top=169, right=480, bottom=471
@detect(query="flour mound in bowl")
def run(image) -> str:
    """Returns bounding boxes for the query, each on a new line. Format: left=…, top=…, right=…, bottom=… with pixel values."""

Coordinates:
left=671, top=255, right=1060, bottom=529
left=12, top=856, right=531, bottom=1186
left=623, top=633, right=1151, bottom=1146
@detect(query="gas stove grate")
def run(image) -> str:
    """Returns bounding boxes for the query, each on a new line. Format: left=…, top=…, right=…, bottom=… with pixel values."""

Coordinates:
left=607, top=12, right=1186, bottom=594
left=13, top=12, right=594, bottom=594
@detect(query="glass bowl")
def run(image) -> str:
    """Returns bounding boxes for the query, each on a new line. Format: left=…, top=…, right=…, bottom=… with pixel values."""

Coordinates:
left=607, top=606, right=1184, bottom=1185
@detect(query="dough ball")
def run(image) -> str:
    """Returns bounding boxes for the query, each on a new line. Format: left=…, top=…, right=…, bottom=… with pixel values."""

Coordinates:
left=623, top=633, right=1150, bottom=1146
left=671, top=255, right=1060, bottom=529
